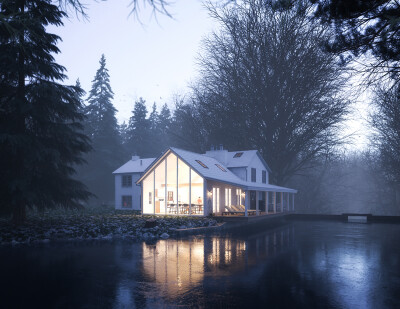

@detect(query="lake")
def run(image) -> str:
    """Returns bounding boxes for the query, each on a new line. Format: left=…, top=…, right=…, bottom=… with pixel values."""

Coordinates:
left=1, top=220, right=399, bottom=308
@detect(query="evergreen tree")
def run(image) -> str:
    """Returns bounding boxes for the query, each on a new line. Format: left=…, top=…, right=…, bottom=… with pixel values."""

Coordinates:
left=78, top=54, right=122, bottom=204
left=159, top=103, right=171, bottom=135
left=119, top=121, right=129, bottom=146
left=158, top=103, right=172, bottom=150
left=148, top=103, right=159, bottom=132
left=127, top=97, right=153, bottom=156
left=0, top=0, right=91, bottom=224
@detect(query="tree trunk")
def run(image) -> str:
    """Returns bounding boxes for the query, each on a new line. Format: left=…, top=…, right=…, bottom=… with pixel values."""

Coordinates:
left=12, top=202, right=26, bottom=225
left=11, top=0, right=27, bottom=225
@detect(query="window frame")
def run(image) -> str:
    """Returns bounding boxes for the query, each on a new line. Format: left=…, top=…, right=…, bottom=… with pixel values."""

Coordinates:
left=122, top=174, right=132, bottom=187
left=122, top=195, right=132, bottom=208
left=251, top=168, right=256, bottom=182
left=262, top=170, right=267, bottom=184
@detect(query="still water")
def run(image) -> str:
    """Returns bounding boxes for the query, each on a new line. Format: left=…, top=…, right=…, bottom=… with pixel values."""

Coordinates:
left=1, top=221, right=400, bottom=308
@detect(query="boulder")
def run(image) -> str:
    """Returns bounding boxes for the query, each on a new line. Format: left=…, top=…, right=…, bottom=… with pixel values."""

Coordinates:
left=160, top=233, right=170, bottom=239
left=144, top=219, right=158, bottom=229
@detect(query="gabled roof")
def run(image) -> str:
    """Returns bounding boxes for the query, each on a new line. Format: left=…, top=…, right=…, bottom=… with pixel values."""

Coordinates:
left=135, top=147, right=296, bottom=193
left=171, top=147, right=247, bottom=187
left=225, top=150, right=272, bottom=172
left=112, top=158, right=156, bottom=174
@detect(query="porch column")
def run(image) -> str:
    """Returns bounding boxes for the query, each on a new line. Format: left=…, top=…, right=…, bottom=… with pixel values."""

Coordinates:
left=165, top=159, right=167, bottom=215
left=292, top=193, right=295, bottom=212
left=189, top=169, right=192, bottom=216
left=244, top=190, right=250, bottom=217
left=203, top=179, right=207, bottom=217
left=281, top=192, right=283, bottom=213
left=287, top=193, right=290, bottom=212
left=256, top=191, right=259, bottom=216
left=273, top=192, right=276, bottom=214
left=265, top=192, right=268, bottom=215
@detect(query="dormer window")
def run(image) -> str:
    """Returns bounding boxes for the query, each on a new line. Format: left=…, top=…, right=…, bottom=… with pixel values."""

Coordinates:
left=195, top=160, right=209, bottom=169
left=233, top=152, right=243, bottom=158
left=215, top=164, right=227, bottom=172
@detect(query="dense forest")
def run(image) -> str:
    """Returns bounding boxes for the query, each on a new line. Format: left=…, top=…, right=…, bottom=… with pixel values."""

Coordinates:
left=1, top=0, right=400, bottom=223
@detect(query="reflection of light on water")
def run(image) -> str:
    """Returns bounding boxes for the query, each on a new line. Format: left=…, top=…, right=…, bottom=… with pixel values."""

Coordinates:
left=115, top=285, right=134, bottom=307
left=334, top=251, right=372, bottom=309
left=141, top=227, right=294, bottom=294
left=310, top=239, right=379, bottom=309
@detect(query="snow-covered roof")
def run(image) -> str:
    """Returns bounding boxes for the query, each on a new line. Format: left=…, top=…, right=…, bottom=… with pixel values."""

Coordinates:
left=172, top=147, right=248, bottom=187
left=113, top=158, right=156, bottom=174
left=136, top=147, right=296, bottom=193
left=226, top=150, right=272, bottom=172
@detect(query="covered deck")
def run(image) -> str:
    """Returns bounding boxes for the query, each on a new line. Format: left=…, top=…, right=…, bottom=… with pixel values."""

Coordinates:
left=207, top=180, right=296, bottom=218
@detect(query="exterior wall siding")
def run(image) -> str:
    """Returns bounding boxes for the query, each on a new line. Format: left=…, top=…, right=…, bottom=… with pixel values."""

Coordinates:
left=228, top=167, right=247, bottom=181
left=246, top=155, right=269, bottom=184
left=115, top=173, right=142, bottom=210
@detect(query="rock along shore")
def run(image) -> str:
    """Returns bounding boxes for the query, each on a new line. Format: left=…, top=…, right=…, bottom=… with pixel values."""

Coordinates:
left=0, top=210, right=219, bottom=246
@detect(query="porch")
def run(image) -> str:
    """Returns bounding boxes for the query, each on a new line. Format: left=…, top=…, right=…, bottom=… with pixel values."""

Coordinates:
left=207, top=180, right=296, bottom=218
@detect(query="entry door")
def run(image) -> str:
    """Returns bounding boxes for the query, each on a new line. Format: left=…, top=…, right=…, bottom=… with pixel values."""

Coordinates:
left=213, top=187, right=220, bottom=213
left=250, top=191, right=256, bottom=210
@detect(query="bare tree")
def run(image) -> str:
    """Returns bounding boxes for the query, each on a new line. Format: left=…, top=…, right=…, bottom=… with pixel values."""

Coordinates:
left=192, top=0, right=349, bottom=185
left=371, top=83, right=400, bottom=183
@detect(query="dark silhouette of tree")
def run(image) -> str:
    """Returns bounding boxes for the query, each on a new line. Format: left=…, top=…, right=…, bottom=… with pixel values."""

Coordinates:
left=158, top=103, right=172, bottom=150
left=312, top=0, right=400, bottom=82
left=0, top=0, right=91, bottom=224
left=192, top=0, right=348, bottom=185
left=119, top=121, right=129, bottom=146
left=170, top=99, right=207, bottom=153
left=371, top=84, right=400, bottom=183
left=148, top=103, right=159, bottom=132
left=126, top=97, right=152, bottom=157
left=77, top=54, right=122, bottom=204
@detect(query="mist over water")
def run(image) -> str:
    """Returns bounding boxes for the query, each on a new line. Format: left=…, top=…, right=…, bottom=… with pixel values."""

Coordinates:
left=1, top=221, right=399, bottom=308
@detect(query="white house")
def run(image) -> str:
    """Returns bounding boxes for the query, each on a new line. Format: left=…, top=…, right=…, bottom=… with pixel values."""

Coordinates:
left=116, top=146, right=296, bottom=216
left=113, top=156, right=155, bottom=210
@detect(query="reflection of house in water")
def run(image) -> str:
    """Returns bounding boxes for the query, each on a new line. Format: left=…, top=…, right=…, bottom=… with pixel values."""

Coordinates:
left=142, top=225, right=295, bottom=293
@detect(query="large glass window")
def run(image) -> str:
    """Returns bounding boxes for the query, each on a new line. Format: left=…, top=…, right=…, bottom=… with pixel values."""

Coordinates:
left=143, top=171, right=154, bottom=214
left=155, top=160, right=166, bottom=214
left=142, top=152, right=204, bottom=215
left=191, top=169, right=204, bottom=215
left=178, top=159, right=190, bottom=214
left=166, top=153, right=178, bottom=215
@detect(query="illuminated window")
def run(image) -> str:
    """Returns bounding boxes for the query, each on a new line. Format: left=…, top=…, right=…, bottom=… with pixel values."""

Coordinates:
left=215, top=164, right=227, bottom=172
left=195, top=160, right=208, bottom=169
left=122, top=175, right=132, bottom=187
left=122, top=195, right=132, bottom=208
left=233, top=152, right=243, bottom=158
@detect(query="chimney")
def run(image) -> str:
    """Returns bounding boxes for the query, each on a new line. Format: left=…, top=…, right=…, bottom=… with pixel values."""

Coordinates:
left=140, top=159, right=142, bottom=166
left=205, top=144, right=229, bottom=165
left=131, top=155, right=140, bottom=161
